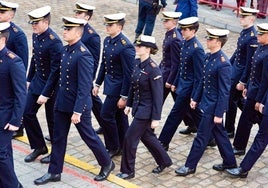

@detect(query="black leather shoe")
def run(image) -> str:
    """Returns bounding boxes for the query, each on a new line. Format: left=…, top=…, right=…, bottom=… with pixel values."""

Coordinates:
left=34, top=173, right=61, bottom=185
left=94, top=161, right=115, bottom=181
left=116, top=172, right=135, bottom=179
left=213, top=163, right=237, bottom=171
left=40, top=154, right=51, bottom=164
left=160, top=142, right=169, bottom=151
left=227, top=132, right=234, bottom=138
left=108, top=149, right=121, bottom=158
left=24, top=146, right=48, bottom=162
left=152, top=163, right=172, bottom=174
left=12, top=129, right=24, bottom=138
left=225, top=167, right=248, bottom=178
left=233, top=148, right=245, bottom=156
left=207, top=139, right=217, bottom=147
left=179, top=126, right=197, bottom=135
left=18, top=182, right=23, bottom=188
left=175, top=166, right=196, bottom=176
left=95, top=127, right=103, bottom=134
left=44, top=135, right=51, bottom=142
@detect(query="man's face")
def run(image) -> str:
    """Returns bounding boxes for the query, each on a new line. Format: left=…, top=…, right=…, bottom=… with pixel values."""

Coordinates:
left=105, top=23, right=121, bottom=37
left=0, top=10, right=14, bottom=22
left=239, top=15, right=254, bottom=28
left=181, top=27, right=195, bottom=40
left=31, top=19, right=48, bottom=34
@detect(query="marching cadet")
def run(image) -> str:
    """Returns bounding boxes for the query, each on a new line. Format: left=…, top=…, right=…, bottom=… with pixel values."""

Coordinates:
left=160, top=11, right=197, bottom=136
left=226, top=27, right=268, bottom=177
left=226, top=24, right=268, bottom=178
left=116, top=35, right=172, bottom=180
left=0, top=22, right=26, bottom=188
left=231, top=23, right=268, bottom=156
left=73, top=2, right=104, bottom=136
left=158, top=17, right=205, bottom=151
left=225, top=7, right=259, bottom=139
left=0, top=1, right=29, bottom=138
left=34, top=17, right=114, bottom=185
left=175, top=28, right=237, bottom=176
left=92, top=13, right=135, bottom=158
left=23, top=6, right=63, bottom=163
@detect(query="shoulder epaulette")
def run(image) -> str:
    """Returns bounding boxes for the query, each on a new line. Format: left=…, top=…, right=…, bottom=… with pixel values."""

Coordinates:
left=221, top=55, right=226, bottom=63
left=194, top=42, right=198, bottom=48
left=150, top=61, right=157, bottom=67
left=80, top=46, right=86, bottom=52
left=250, top=31, right=254, bottom=37
left=12, top=26, right=18, bottom=33
left=121, top=39, right=127, bottom=45
left=49, top=34, right=55, bottom=40
left=7, top=52, right=16, bottom=59
left=173, top=32, right=177, bottom=38
left=88, top=29, right=94, bottom=34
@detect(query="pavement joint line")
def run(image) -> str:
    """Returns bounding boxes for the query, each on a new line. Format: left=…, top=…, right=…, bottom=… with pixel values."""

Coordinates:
left=15, top=136, right=140, bottom=188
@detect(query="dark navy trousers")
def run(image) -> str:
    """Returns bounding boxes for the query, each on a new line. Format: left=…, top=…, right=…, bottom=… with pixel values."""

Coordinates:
left=23, top=93, right=55, bottom=149
left=101, top=95, right=129, bottom=151
left=233, top=98, right=262, bottom=150
left=120, top=118, right=172, bottom=174
left=48, top=110, right=110, bottom=174
left=135, top=0, right=157, bottom=36
left=240, top=115, right=268, bottom=171
left=0, top=129, right=19, bottom=188
left=185, top=113, right=236, bottom=169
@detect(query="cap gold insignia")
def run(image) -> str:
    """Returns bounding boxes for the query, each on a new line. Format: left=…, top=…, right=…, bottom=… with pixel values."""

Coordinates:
left=49, top=34, right=55, bottom=40
left=221, top=56, right=226, bottom=63
left=8, top=52, right=15, bottom=59
left=13, top=27, right=18, bottom=33
left=121, top=39, right=126, bottom=45
left=80, top=46, right=86, bottom=52
left=88, top=29, right=93, bottom=34
left=154, top=75, right=162, bottom=80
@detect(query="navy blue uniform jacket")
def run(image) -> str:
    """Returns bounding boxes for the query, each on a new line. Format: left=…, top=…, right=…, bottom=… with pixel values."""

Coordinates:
left=55, top=41, right=94, bottom=114
left=0, top=47, right=26, bottom=127
left=193, top=50, right=231, bottom=118
left=127, top=58, right=163, bottom=120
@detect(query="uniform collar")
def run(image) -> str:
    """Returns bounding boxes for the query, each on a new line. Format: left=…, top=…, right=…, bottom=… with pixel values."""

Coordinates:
left=165, top=27, right=176, bottom=36
left=242, top=25, right=255, bottom=34
left=66, top=40, right=82, bottom=52
left=109, top=32, right=122, bottom=44
left=36, top=27, right=51, bottom=40
left=139, top=57, right=151, bottom=69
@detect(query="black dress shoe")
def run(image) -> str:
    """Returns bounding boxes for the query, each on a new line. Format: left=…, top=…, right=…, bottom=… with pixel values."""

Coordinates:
left=44, top=135, right=51, bottom=142
left=18, top=182, right=23, bottom=188
left=212, top=163, right=237, bottom=171
left=34, top=173, right=61, bottom=185
left=179, top=126, right=197, bottom=135
left=175, top=166, right=196, bottom=176
left=108, top=149, right=121, bottom=158
left=94, top=161, right=115, bottom=181
left=227, top=132, right=234, bottom=138
left=40, top=154, right=51, bottom=164
left=12, top=129, right=24, bottom=138
left=233, top=148, right=245, bottom=156
left=160, top=142, right=169, bottom=151
left=116, top=172, right=135, bottom=179
left=225, top=167, right=248, bottom=178
left=152, top=163, right=172, bottom=174
left=207, top=139, right=217, bottom=147
left=95, top=127, right=103, bottom=134
left=24, top=146, right=48, bottom=163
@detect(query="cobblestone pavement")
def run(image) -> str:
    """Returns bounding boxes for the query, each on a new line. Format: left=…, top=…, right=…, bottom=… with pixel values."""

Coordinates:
left=11, top=0, right=268, bottom=187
